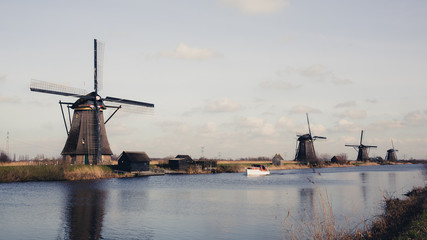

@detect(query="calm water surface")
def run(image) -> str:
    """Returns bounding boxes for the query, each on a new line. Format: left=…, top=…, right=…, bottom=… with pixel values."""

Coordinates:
left=0, top=164, right=425, bottom=240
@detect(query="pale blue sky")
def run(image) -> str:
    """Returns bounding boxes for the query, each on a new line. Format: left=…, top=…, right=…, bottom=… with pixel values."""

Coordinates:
left=1, top=0, right=426, bottom=160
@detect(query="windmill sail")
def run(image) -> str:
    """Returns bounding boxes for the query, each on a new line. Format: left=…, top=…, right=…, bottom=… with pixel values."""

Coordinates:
left=95, top=40, right=104, bottom=92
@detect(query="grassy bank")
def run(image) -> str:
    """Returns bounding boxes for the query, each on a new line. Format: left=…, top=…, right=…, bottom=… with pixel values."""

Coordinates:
left=360, top=186, right=427, bottom=240
left=0, top=165, right=118, bottom=182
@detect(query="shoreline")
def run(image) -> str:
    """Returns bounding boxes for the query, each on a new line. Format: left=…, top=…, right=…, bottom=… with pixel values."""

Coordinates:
left=0, top=160, right=423, bottom=183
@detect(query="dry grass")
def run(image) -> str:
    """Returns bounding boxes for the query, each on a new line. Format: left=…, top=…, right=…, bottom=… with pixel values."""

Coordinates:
left=0, top=164, right=117, bottom=182
left=64, top=165, right=116, bottom=181
left=281, top=189, right=365, bottom=240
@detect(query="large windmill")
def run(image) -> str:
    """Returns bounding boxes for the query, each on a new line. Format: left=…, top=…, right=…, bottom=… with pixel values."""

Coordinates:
left=345, top=130, right=377, bottom=161
left=385, top=140, right=398, bottom=161
left=30, top=39, right=154, bottom=165
left=294, top=113, right=326, bottom=162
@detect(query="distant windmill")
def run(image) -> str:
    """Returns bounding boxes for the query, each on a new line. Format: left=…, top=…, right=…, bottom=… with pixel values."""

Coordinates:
left=30, top=39, right=154, bottom=165
left=385, top=140, right=398, bottom=161
left=294, top=113, right=326, bottom=162
left=345, top=130, right=377, bottom=161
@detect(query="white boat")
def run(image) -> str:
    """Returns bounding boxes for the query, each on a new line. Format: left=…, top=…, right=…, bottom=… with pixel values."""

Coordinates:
left=245, top=165, right=270, bottom=176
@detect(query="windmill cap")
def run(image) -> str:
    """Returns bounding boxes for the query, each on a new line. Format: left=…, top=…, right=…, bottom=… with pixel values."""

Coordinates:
left=71, top=92, right=106, bottom=110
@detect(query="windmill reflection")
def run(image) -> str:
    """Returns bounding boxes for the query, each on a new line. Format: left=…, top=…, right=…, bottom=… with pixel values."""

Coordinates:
left=63, top=182, right=106, bottom=240
left=299, top=188, right=316, bottom=218
left=359, top=172, right=368, bottom=204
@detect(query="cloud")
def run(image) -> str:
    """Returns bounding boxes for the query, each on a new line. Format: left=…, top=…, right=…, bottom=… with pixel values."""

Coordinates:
left=281, top=36, right=294, bottom=44
left=237, top=117, right=276, bottom=136
left=403, top=111, right=427, bottom=126
left=330, top=119, right=360, bottom=132
left=220, top=0, right=290, bottom=15
left=365, top=98, right=378, bottom=104
left=205, top=98, right=241, bottom=113
left=277, top=116, right=295, bottom=128
left=0, top=95, right=21, bottom=104
left=290, top=105, right=322, bottom=114
left=0, top=74, right=6, bottom=82
left=198, top=122, right=220, bottom=138
left=158, top=43, right=221, bottom=60
left=259, top=80, right=300, bottom=90
left=335, top=101, right=357, bottom=108
left=156, top=120, right=191, bottom=134
left=370, top=120, right=405, bottom=131
left=340, top=109, right=367, bottom=119
left=282, top=64, right=353, bottom=85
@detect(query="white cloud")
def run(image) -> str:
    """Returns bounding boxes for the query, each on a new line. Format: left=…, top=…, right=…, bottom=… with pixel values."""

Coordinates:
left=220, top=0, right=290, bottom=15
left=404, top=111, right=427, bottom=126
left=234, top=117, right=277, bottom=137
left=335, top=101, right=356, bottom=108
left=205, top=98, right=241, bottom=113
left=277, top=116, right=295, bottom=128
left=198, top=122, right=220, bottom=138
left=290, top=105, right=322, bottom=114
left=156, top=120, right=191, bottom=134
left=370, top=120, right=405, bottom=131
left=0, top=95, right=21, bottom=104
left=341, top=109, right=367, bottom=119
left=0, top=74, right=6, bottom=82
left=259, top=80, right=300, bottom=90
left=281, top=36, right=294, bottom=44
left=330, top=119, right=360, bottom=132
left=282, top=64, right=353, bottom=85
left=365, top=98, right=378, bottom=104
left=158, top=43, right=221, bottom=60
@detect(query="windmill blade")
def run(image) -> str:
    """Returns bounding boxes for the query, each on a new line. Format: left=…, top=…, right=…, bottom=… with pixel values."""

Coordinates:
left=313, top=136, right=327, bottom=139
left=360, top=130, right=364, bottom=145
left=306, top=113, right=312, bottom=137
left=365, top=145, right=377, bottom=148
left=104, top=96, right=154, bottom=108
left=30, top=79, right=87, bottom=98
left=94, top=39, right=104, bottom=92
left=345, top=144, right=359, bottom=147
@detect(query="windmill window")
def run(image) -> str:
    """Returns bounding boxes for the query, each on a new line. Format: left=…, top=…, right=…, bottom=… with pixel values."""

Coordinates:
left=76, top=113, right=79, bottom=119
left=82, top=138, right=85, bottom=145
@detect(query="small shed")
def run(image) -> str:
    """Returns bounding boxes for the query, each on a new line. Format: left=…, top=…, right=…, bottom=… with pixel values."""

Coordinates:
left=169, top=155, right=194, bottom=170
left=196, top=159, right=218, bottom=170
left=272, top=154, right=284, bottom=166
left=117, top=151, right=150, bottom=172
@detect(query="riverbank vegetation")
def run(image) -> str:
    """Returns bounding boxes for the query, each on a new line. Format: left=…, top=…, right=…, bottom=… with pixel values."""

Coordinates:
left=282, top=165, right=427, bottom=240
left=0, top=164, right=118, bottom=183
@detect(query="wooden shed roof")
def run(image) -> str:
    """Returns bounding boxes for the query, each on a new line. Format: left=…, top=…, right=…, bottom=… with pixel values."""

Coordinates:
left=118, top=151, right=150, bottom=162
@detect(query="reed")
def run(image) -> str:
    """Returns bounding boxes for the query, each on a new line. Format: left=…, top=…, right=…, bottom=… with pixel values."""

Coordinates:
left=64, top=165, right=116, bottom=181
left=0, top=165, right=65, bottom=182
left=0, top=164, right=117, bottom=182
left=281, top=189, right=365, bottom=240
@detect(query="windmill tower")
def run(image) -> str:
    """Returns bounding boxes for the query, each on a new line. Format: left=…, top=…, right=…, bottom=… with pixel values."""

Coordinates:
left=30, top=39, right=154, bottom=165
left=385, top=140, right=398, bottom=161
left=294, top=113, right=326, bottom=162
left=345, top=130, right=377, bottom=161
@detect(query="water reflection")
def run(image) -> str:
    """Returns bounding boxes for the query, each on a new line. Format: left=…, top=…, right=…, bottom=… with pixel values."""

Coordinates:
left=359, top=172, right=368, bottom=203
left=299, top=187, right=316, bottom=218
left=388, top=172, right=396, bottom=191
left=62, top=181, right=106, bottom=240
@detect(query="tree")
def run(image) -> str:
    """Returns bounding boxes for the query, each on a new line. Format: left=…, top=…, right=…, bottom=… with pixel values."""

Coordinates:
left=0, top=151, right=11, bottom=163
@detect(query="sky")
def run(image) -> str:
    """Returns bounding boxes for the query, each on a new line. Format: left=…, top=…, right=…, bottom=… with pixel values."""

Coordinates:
left=0, top=0, right=426, bottom=160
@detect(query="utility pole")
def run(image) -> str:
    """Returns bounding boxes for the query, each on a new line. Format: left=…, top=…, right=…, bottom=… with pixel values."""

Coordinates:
left=201, top=146, right=204, bottom=159
left=6, top=131, right=9, bottom=157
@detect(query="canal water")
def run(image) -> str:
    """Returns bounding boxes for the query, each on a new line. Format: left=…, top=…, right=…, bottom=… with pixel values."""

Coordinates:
left=0, top=164, right=425, bottom=240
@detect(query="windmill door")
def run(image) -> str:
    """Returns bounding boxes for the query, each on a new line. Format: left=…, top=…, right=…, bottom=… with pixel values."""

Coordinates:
left=85, top=155, right=89, bottom=165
